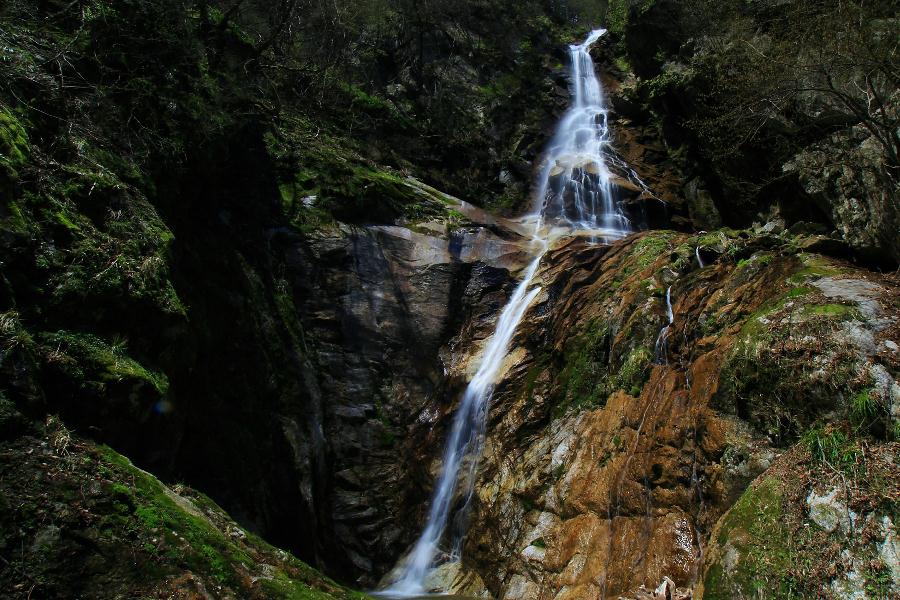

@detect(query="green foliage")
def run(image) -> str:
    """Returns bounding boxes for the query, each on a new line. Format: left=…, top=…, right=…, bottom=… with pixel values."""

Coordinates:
left=849, top=388, right=889, bottom=435
left=266, top=118, right=432, bottom=228
left=340, top=83, right=414, bottom=130
left=802, top=426, right=861, bottom=471
left=606, top=0, right=657, bottom=34
left=38, top=331, right=169, bottom=395
left=479, top=73, right=522, bottom=102
left=641, top=67, right=691, bottom=101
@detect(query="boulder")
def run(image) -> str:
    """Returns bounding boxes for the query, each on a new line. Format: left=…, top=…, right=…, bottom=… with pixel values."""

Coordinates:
left=784, top=125, right=899, bottom=267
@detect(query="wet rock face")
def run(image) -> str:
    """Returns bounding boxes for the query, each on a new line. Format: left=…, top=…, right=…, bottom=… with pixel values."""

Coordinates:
left=283, top=212, right=530, bottom=583
left=430, top=229, right=899, bottom=599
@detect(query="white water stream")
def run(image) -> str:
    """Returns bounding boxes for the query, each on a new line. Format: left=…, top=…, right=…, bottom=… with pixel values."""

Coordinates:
left=654, top=286, right=675, bottom=364
left=532, top=28, right=630, bottom=237
left=382, top=28, right=633, bottom=596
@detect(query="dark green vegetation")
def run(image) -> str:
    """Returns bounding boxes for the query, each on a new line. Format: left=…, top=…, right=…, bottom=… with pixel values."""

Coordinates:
left=607, top=0, right=899, bottom=266
left=0, top=415, right=366, bottom=599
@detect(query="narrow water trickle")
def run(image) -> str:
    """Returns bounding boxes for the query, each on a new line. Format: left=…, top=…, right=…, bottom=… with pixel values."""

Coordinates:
left=695, top=246, right=705, bottom=268
left=654, top=286, right=674, bottom=365
left=381, top=27, right=636, bottom=596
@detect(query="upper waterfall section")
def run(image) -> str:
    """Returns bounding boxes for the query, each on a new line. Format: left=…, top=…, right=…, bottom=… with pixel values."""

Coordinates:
left=533, top=28, right=632, bottom=238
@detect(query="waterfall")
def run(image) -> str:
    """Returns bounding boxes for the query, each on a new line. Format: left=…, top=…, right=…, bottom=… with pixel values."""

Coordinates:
left=695, top=246, right=705, bottom=268
left=654, top=286, right=674, bottom=364
left=381, top=28, right=631, bottom=596
left=532, top=28, right=630, bottom=237
left=383, top=246, right=546, bottom=596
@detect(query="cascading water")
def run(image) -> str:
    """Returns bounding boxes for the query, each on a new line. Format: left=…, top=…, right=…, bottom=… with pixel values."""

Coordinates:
left=383, top=245, right=546, bottom=596
left=381, top=28, right=633, bottom=596
left=533, top=28, right=631, bottom=237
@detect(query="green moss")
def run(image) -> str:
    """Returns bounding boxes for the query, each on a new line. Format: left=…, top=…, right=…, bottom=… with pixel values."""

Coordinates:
left=98, top=445, right=249, bottom=586
left=703, top=477, right=804, bottom=599
left=38, top=331, right=169, bottom=395
left=134, top=505, right=162, bottom=529
left=1, top=196, right=33, bottom=233
left=735, top=253, right=773, bottom=271
left=555, top=320, right=612, bottom=417
left=784, top=286, right=812, bottom=299
left=260, top=574, right=353, bottom=600
left=0, top=108, right=30, bottom=180
left=800, top=303, right=856, bottom=318
left=864, top=558, right=895, bottom=598
left=616, top=346, right=652, bottom=396
left=554, top=316, right=655, bottom=417
left=787, top=254, right=843, bottom=284
left=632, top=231, right=676, bottom=270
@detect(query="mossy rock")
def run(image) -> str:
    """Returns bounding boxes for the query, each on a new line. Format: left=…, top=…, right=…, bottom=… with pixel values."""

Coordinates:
left=0, top=108, right=29, bottom=181
left=30, top=330, right=170, bottom=428
left=701, top=438, right=900, bottom=599
left=714, top=280, right=867, bottom=445
left=555, top=319, right=613, bottom=417
left=0, top=426, right=369, bottom=599
left=700, top=477, right=797, bottom=599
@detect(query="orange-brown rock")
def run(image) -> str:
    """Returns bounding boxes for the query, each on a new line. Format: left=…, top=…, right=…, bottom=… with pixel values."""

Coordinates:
left=423, top=228, right=900, bottom=599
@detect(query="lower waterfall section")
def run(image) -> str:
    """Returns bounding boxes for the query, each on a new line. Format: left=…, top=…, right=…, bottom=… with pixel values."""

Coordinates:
left=382, top=244, right=547, bottom=596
